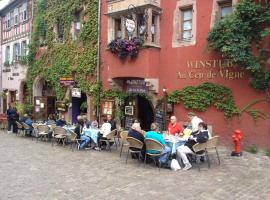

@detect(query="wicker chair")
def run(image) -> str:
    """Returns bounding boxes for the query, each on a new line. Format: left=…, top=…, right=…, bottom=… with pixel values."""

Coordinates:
left=206, top=136, right=220, bottom=165
left=36, top=125, right=50, bottom=142
left=99, top=129, right=117, bottom=152
left=68, top=130, right=82, bottom=151
left=144, top=139, right=164, bottom=169
left=52, top=126, right=67, bottom=146
left=15, top=121, right=24, bottom=136
left=119, top=131, right=129, bottom=157
left=125, top=137, right=144, bottom=164
left=192, top=141, right=209, bottom=171
left=21, top=122, right=31, bottom=137
left=31, top=123, right=39, bottom=140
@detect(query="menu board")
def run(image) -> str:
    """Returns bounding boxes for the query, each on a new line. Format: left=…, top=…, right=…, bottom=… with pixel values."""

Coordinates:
left=155, top=109, right=165, bottom=131
left=155, top=99, right=166, bottom=131
left=125, top=116, right=134, bottom=130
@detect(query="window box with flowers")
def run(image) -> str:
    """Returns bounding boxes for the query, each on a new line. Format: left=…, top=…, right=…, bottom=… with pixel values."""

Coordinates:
left=108, top=37, right=144, bottom=59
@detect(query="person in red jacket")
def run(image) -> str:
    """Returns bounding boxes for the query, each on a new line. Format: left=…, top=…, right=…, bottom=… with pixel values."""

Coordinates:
left=167, top=116, right=183, bottom=136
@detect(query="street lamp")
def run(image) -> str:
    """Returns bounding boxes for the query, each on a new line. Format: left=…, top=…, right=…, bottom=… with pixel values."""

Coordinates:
left=163, top=87, right=168, bottom=131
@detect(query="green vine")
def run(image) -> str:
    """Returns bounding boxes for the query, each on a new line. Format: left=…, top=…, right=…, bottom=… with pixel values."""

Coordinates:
left=168, top=82, right=238, bottom=118
left=207, top=0, right=270, bottom=91
left=26, top=0, right=99, bottom=103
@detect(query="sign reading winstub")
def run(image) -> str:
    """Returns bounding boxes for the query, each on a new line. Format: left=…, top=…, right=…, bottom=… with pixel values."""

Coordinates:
left=126, top=18, right=136, bottom=33
left=126, top=79, right=148, bottom=93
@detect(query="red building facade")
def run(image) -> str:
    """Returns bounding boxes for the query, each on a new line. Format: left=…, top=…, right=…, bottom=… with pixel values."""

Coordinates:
left=100, top=0, right=270, bottom=147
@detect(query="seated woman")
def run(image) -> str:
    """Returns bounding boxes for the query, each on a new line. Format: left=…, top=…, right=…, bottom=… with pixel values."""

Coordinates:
left=127, top=120, right=145, bottom=143
left=74, top=118, right=90, bottom=150
left=88, top=120, right=100, bottom=150
left=97, top=119, right=111, bottom=149
left=176, top=122, right=209, bottom=170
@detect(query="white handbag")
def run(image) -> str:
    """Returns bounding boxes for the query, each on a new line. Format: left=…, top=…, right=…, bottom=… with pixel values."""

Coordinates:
left=170, top=159, right=181, bottom=171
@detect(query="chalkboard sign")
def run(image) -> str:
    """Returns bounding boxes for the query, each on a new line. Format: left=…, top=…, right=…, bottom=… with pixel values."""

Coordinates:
left=155, top=109, right=165, bottom=131
left=125, top=116, right=134, bottom=130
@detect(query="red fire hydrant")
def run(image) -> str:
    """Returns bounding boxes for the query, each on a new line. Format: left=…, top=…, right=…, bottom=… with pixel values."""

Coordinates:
left=231, top=129, right=243, bottom=156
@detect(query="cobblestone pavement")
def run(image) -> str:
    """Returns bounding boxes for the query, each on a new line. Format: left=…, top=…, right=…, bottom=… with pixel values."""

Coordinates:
left=0, top=131, right=270, bottom=200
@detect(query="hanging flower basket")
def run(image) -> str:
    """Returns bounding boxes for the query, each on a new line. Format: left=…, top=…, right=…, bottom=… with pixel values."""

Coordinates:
left=108, top=37, right=144, bottom=60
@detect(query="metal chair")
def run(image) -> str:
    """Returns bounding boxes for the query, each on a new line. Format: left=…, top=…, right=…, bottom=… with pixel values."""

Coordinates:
left=144, top=139, right=164, bottom=169
left=99, top=129, right=117, bottom=152
left=125, top=137, right=144, bottom=164
left=119, top=131, right=129, bottom=157
left=36, top=124, right=50, bottom=142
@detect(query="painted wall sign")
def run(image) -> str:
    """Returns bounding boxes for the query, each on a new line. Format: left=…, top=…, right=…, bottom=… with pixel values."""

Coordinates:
left=59, top=77, right=74, bottom=86
left=126, top=79, right=148, bottom=93
left=126, top=18, right=136, bottom=33
left=177, top=59, right=245, bottom=80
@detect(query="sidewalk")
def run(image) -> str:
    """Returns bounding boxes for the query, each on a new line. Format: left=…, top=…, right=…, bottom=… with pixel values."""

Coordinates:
left=0, top=131, right=269, bottom=200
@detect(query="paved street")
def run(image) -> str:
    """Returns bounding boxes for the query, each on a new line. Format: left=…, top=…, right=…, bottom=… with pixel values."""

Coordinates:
left=0, top=131, right=270, bottom=200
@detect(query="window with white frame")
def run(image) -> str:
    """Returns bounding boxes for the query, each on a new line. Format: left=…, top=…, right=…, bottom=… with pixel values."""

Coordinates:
left=181, top=7, right=193, bottom=41
left=5, top=46, right=10, bottom=62
left=21, top=41, right=27, bottom=56
left=57, top=21, right=64, bottom=42
left=108, top=9, right=160, bottom=46
left=219, top=1, right=232, bottom=19
left=73, top=12, right=81, bottom=39
left=22, top=2, right=27, bottom=21
left=14, top=43, right=21, bottom=61
left=113, top=18, right=122, bottom=39
left=6, top=13, right=11, bottom=30
left=14, top=8, right=19, bottom=26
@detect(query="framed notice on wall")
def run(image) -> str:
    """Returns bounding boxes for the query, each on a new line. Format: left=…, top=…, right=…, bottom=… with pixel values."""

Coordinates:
left=125, top=106, right=134, bottom=116
left=101, top=100, right=115, bottom=116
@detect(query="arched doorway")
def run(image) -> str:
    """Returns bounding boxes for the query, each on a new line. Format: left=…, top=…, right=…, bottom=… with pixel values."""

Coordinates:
left=124, top=95, right=154, bottom=131
left=32, top=76, right=56, bottom=121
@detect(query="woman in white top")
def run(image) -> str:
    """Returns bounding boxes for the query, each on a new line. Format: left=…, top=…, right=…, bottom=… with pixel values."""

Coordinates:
left=97, top=119, right=112, bottom=149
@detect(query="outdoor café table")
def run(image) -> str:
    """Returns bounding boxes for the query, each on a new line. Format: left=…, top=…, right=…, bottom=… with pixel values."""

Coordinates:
left=64, top=125, right=76, bottom=136
left=163, top=134, right=186, bottom=154
left=84, top=129, right=100, bottom=144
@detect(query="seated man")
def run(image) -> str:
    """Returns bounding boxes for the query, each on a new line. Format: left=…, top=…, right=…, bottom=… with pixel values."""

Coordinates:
left=145, top=123, right=171, bottom=166
left=24, top=115, right=33, bottom=136
left=127, top=120, right=145, bottom=143
left=176, top=122, right=209, bottom=170
left=167, top=116, right=183, bottom=136
left=56, top=115, right=67, bottom=127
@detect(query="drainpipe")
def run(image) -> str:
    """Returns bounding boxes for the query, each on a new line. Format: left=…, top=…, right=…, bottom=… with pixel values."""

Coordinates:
left=96, top=0, right=102, bottom=122
left=29, top=0, right=34, bottom=105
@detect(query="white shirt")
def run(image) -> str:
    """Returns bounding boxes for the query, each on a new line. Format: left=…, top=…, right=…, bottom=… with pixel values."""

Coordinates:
left=100, top=122, right=111, bottom=137
left=191, top=116, right=203, bottom=132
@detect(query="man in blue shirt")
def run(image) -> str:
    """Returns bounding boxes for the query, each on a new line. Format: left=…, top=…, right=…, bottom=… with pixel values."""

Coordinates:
left=145, top=123, right=171, bottom=166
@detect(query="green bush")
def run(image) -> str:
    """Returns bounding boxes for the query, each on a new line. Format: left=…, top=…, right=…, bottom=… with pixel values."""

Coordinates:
left=247, top=144, right=258, bottom=154
left=265, top=148, right=270, bottom=157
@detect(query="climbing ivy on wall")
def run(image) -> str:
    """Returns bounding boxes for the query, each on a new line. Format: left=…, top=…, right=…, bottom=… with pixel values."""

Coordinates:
left=207, top=0, right=270, bottom=91
left=168, top=82, right=238, bottom=118
left=168, top=82, right=268, bottom=122
left=26, top=0, right=99, bottom=101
